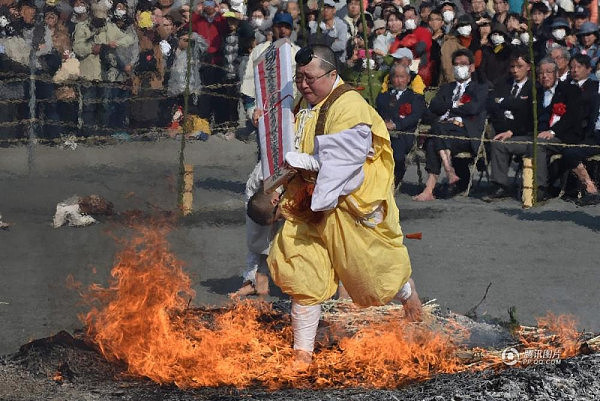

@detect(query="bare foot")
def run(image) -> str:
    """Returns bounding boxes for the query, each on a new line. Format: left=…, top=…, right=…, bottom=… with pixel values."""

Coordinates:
left=291, top=349, right=313, bottom=371
left=255, top=272, right=269, bottom=296
left=585, top=181, right=598, bottom=195
left=447, top=170, right=460, bottom=185
left=412, top=191, right=435, bottom=202
left=228, top=281, right=256, bottom=298
left=401, top=278, right=423, bottom=322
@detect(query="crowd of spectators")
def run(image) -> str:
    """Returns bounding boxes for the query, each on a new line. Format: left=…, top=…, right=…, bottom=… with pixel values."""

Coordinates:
left=0, top=0, right=599, bottom=201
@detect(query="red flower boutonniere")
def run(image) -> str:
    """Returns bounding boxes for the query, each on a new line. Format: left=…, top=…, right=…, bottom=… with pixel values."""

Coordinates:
left=146, top=54, right=153, bottom=61
left=399, top=103, right=412, bottom=117
left=552, top=102, right=566, bottom=116
left=459, top=94, right=472, bottom=104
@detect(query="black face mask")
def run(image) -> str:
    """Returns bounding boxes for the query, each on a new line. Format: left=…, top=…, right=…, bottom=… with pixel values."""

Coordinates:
left=91, top=17, right=106, bottom=28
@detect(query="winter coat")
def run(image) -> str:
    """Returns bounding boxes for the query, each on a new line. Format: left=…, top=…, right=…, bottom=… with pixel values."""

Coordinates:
left=439, top=33, right=483, bottom=84
left=167, top=32, right=208, bottom=96
left=72, top=19, right=136, bottom=81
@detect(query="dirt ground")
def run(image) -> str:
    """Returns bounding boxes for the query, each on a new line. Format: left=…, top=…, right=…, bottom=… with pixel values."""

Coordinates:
left=1, top=135, right=599, bottom=360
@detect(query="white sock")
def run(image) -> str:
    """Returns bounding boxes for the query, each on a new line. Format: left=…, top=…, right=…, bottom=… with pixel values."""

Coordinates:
left=395, top=281, right=412, bottom=302
left=291, top=301, right=321, bottom=353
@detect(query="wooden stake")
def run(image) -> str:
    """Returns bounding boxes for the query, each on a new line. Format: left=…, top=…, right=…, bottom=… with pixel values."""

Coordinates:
left=522, top=157, right=533, bottom=208
left=182, top=164, right=194, bottom=215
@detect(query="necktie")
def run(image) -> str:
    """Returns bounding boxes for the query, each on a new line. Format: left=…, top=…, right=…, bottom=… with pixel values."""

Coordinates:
left=452, top=83, right=462, bottom=102
left=544, top=90, right=552, bottom=108
left=511, top=83, right=519, bottom=97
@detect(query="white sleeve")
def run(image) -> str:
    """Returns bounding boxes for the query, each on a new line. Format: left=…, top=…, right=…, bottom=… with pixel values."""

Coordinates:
left=245, top=162, right=263, bottom=203
left=310, top=124, right=372, bottom=212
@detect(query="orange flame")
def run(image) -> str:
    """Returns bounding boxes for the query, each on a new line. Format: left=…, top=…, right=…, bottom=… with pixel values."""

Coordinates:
left=520, top=313, right=581, bottom=359
left=81, top=226, right=586, bottom=389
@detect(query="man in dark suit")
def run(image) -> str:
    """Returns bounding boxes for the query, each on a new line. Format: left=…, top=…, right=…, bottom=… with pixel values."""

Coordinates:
left=486, top=56, right=584, bottom=200
left=536, top=57, right=585, bottom=193
left=567, top=54, right=599, bottom=141
left=376, top=64, right=427, bottom=188
left=484, top=51, right=535, bottom=200
left=413, top=48, right=489, bottom=201
left=561, top=53, right=600, bottom=205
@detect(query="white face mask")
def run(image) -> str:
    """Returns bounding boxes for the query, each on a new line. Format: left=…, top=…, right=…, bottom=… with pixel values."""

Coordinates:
left=442, top=10, right=454, bottom=23
left=453, top=64, right=470, bottom=80
left=0, top=16, right=8, bottom=28
left=552, top=28, right=566, bottom=40
left=402, top=0, right=410, bottom=5
left=252, top=17, right=264, bottom=27
left=105, top=0, right=113, bottom=10
left=404, top=19, right=417, bottom=30
left=520, top=32, right=530, bottom=44
left=114, top=8, right=126, bottom=17
left=457, top=25, right=472, bottom=36
left=74, top=5, right=87, bottom=14
left=491, top=33, right=505, bottom=45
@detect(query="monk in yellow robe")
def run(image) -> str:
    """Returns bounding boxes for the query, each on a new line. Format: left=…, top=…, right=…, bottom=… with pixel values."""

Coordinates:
left=267, top=45, right=422, bottom=364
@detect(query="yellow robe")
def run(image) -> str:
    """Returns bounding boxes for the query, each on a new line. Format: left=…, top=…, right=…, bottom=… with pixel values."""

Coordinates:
left=267, top=80, right=412, bottom=307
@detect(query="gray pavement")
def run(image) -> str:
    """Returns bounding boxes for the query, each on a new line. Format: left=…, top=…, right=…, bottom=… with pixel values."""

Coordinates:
left=1, top=137, right=599, bottom=355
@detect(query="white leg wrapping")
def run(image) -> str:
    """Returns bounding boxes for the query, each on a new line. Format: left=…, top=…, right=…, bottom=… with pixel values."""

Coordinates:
left=242, top=252, right=259, bottom=285
left=291, top=301, right=321, bottom=353
left=396, top=281, right=412, bottom=302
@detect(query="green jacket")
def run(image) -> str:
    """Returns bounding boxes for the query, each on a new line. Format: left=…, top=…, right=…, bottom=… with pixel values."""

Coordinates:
left=73, top=20, right=136, bottom=82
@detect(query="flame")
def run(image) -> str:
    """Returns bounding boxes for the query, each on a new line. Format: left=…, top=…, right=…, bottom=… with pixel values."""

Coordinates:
left=52, top=372, right=63, bottom=383
left=81, top=226, right=586, bottom=389
left=520, top=313, right=581, bottom=359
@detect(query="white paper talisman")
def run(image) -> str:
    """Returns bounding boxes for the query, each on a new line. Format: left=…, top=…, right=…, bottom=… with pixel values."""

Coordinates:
left=253, top=38, right=295, bottom=193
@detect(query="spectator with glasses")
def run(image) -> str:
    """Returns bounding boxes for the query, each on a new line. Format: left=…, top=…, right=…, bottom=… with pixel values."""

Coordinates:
left=267, top=44, right=422, bottom=367
left=550, top=46, right=571, bottom=81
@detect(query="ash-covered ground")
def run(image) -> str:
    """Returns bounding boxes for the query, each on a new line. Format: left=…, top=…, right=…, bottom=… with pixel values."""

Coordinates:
left=0, top=325, right=599, bottom=401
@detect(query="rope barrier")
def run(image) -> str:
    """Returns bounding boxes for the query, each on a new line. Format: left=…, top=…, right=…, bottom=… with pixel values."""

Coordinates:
left=390, top=129, right=600, bottom=150
left=0, top=117, right=241, bottom=145
left=2, top=117, right=600, bottom=152
left=0, top=83, right=244, bottom=105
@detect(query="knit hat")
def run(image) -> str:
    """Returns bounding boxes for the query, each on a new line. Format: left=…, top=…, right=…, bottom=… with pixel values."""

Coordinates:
left=91, top=1, right=108, bottom=18
left=577, top=21, right=598, bottom=36
left=222, top=10, right=239, bottom=19
left=373, top=18, right=386, bottom=30
left=137, top=10, right=153, bottom=28
left=272, top=11, right=293, bottom=27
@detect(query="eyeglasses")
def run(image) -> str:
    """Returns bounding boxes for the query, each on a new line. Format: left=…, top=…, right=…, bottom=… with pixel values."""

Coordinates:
left=294, top=70, right=334, bottom=84
left=295, top=46, right=337, bottom=69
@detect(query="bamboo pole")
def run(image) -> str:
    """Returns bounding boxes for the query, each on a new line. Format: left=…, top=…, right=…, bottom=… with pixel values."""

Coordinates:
left=177, top=0, right=196, bottom=214
left=316, top=0, right=324, bottom=38
left=524, top=0, right=538, bottom=205
left=27, top=14, right=45, bottom=176
left=298, top=0, right=307, bottom=46
left=358, top=0, right=375, bottom=106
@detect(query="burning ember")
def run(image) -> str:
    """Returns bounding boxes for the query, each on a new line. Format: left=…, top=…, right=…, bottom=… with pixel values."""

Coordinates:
left=79, top=226, right=589, bottom=390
